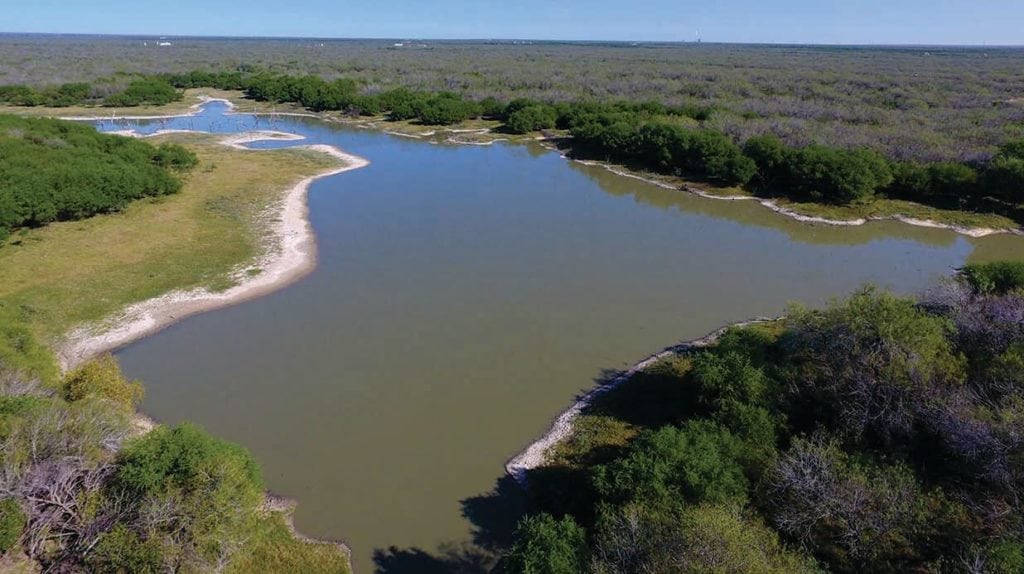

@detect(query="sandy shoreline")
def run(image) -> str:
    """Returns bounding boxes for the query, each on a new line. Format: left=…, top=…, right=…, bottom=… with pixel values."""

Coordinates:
left=505, top=317, right=778, bottom=486
left=569, top=157, right=1021, bottom=239
left=59, top=94, right=1022, bottom=238
left=57, top=129, right=370, bottom=370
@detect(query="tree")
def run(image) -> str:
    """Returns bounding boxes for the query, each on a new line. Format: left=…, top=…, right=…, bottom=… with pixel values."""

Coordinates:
left=781, top=286, right=965, bottom=443
left=113, top=423, right=263, bottom=570
left=417, top=94, right=480, bottom=125
left=104, top=78, right=181, bottom=107
left=984, top=156, right=1024, bottom=203
left=0, top=114, right=194, bottom=236
left=591, top=503, right=820, bottom=574
left=786, top=145, right=893, bottom=204
left=503, top=513, right=589, bottom=574
left=960, top=261, right=1024, bottom=295
left=506, top=105, right=558, bottom=134
left=743, top=135, right=790, bottom=187
left=592, top=421, right=748, bottom=508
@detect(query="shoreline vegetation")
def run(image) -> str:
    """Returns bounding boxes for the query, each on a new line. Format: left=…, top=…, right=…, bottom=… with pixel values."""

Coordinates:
left=2, top=67, right=1020, bottom=232
left=13, top=88, right=1022, bottom=238
left=0, top=112, right=366, bottom=572
left=2, top=92, right=1022, bottom=572
left=499, top=268, right=1024, bottom=572
left=505, top=317, right=781, bottom=485
left=57, top=121, right=371, bottom=370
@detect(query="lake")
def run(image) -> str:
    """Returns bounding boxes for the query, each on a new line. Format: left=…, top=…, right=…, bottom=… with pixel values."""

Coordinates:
left=98, top=102, right=1016, bottom=571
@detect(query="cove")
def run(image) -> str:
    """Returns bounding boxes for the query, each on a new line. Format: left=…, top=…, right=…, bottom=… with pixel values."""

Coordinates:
left=96, top=103, right=1019, bottom=571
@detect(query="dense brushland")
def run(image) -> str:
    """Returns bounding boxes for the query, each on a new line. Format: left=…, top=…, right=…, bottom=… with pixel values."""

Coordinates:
left=0, top=114, right=196, bottom=240
left=497, top=262, right=1024, bottom=573
left=3, top=44, right=1023, bottom=225
left=0, top=119, right=351, bottom=571
left=2, top=36, right=1023, bottom=163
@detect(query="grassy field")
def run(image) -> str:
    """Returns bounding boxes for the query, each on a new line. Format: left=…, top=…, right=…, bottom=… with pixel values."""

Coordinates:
left=0, top=132, right=341, bottom=346
left=775, top=197, right=1021, bottom=230
left=229, top=512, right=352, bottom=574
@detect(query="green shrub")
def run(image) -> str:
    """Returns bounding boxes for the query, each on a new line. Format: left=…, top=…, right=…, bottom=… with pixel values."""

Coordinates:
left=0, top=498, right=25, bottom=556
left=416, top=94, right=480, bottom=125
left=506, top=105, right=558, bottom=134
left=0, top=303, right=58, bottom=383
left=503, top=513, right=588, bottom=574
left=786, top=145, right=893, bottom=204
left=62, top=355, right=143, bottom=410
left=984, top=155, right=1024, bottom=203
left=104, top=78, right=181, bottom=107
left=151, top=143, right=199, bottom=170
left=691, top=351, right=770, bottom=408
left=960, top=261, right=1024, bottom=295
left=592, top=421, right=748, bottom=508
left=744, top=135, right=790, bottom=186
left=677, top=505, right=820, bottom=573
left=114, top=424, right=264, bottom=569
left=116, top=422, right=262, bottom=498
left=987, top=539, right=1024, bottom=574
left=0, top=114, right=193, bottom=236
left=87, top=524, right=164, bottom=574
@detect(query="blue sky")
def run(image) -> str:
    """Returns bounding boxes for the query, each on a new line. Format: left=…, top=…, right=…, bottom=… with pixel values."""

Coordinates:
left=0, top=0, right=1021, bottom=45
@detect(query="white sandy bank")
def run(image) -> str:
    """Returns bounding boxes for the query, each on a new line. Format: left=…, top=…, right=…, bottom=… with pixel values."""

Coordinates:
left=57, top=129, right=369, bottom=370
left=505, top=318, right=777, bottom=486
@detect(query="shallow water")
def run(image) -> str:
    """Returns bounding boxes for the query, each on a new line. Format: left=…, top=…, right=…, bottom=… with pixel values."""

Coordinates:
left=99, top=103, right=1019, bottom=571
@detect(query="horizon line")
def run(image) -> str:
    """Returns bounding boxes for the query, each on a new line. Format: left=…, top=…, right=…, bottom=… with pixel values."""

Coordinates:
left=0, top=31, right=1022, bottom=49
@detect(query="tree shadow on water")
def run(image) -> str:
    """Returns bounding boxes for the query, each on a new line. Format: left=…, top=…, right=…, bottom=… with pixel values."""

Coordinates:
left=372, top=476, right=527, bottom=574
left=372, top=542, right=494, bottom=574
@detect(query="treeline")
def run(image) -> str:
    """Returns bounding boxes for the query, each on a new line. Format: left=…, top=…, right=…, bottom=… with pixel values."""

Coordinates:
left=0, top=77, right=182, bottom=108
left=499, top=262, right=1024, bottom=573
left=0, top=114, right=196, bottom=240
left=0, top=306, right=350, bottom=572
left=3, top=69, right=1022, bottom=207
left=193, top=71, right=1024, bottom=207
left=571, top=113, right=1024, bottom=205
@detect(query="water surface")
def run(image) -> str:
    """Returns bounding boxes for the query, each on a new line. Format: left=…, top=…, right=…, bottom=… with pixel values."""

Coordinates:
left=100, top=104, right=1019, bottom=571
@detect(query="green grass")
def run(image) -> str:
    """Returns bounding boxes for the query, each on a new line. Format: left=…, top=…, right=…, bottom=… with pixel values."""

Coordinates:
left=545, top=355, right=696, bottom=469
left=0, top=133, right=342, bottom=346
left=229, top=512, right=352, bottom=574
left=774, top=196, right=1020, bottom=230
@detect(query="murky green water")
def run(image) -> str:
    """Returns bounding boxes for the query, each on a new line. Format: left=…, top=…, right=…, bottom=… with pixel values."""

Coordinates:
left=101, top=104, right=1021, bottom=571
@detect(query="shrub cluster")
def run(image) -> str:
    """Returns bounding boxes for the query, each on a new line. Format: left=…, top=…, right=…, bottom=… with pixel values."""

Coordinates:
left=0, top=77, right=181, bottom=108
left=0, top=308, right=349, bottom=572
left=0, top=83, right=94, bottom=107
left=504, top=276, right=1024, bottom=573
left=0, top=114, right=196, bottom=239
left=102, top=77, right=181, bottom=107
left=3, top=69, right=1022, bottom=208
